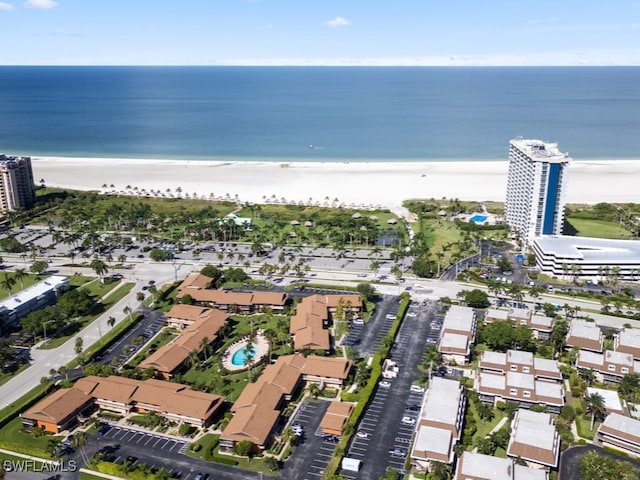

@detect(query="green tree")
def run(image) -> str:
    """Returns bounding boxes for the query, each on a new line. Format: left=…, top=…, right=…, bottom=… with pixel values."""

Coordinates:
left=618, top=374, right=640, bottom=401
left=356, top=282, right=377, bottom=301
left=13, top=268, right=27, bottom=289
left=430, top=462, right=452, bottom=480
left=0, top=273, right=16, bottom=296
left=30, top=260, right=49, bottom=276
left=264, top=456, right=279, bottom=472
left=234, top=439, right=253, bottom=457
left=463, top=289, right=489, bottom=307
left=585, top=392, right=606, bottom=430
left=89, top=258, right=108, bottom=282
left=412, top=253, right=433, bottom=278
left=74, top=337, right=83, bottom=355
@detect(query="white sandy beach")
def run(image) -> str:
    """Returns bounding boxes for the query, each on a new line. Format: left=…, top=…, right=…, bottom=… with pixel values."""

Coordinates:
left=31, top=157, right=640, bottom=215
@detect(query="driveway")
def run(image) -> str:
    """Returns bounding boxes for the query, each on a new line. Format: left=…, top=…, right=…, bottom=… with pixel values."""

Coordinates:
left=559, top=444, right=640, bottom=480
left=343, top=295, right=401, bottom=357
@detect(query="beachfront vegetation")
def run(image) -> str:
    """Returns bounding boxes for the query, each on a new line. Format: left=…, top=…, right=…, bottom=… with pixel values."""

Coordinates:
left=403, top=198, right=509, bottom=277
left=9, top=188, right=406, bottom=254
left=565, top=203, right=640, bottom=239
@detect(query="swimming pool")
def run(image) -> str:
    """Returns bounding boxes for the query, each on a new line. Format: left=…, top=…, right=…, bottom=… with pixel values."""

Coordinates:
left=231, top=345, right=257, bottom=366
left=470, top=214, right=488, bottom=223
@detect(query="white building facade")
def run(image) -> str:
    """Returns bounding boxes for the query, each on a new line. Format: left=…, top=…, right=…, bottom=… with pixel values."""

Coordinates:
left=505, top=139, right=571, bottom=245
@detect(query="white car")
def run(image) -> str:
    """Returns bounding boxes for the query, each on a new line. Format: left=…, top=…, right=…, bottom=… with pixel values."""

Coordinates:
left=401, top=416, right=416, bottom=426
left=356, top=430, right=369, bottom=439
left=379, top=380, right=392, bottom=388
left=386, top=314, right=396, bottom=320
left=410, top=385, right=425, bottom=394
left=406, top=312, right=417, bottom=317
left=353, top=318, right=365, bottom=325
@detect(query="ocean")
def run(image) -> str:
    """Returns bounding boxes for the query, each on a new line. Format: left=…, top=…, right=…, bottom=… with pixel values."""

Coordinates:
left=0, top=66, right=639, bottom=162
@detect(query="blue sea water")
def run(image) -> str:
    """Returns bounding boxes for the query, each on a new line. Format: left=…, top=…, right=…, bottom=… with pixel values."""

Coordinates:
left=0, top=66, right=639, bottom=162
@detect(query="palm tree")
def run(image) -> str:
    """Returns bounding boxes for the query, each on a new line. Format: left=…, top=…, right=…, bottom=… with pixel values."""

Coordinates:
left=123, top=305, right=133, bottom=322
left=13, top=268, right=27, bottom=289
left=72, top=431, right=89, bottom=464
left=107, top=316, right=116, bottom=328
left=0, top=273, right=16, bottom=296
left=199, top=336, right=211, bottom=361
left=585, top=392, right=606, bottom=430
left=187, top=349, right=199, bottom=369
left=89, top=258, right=109, bottom=283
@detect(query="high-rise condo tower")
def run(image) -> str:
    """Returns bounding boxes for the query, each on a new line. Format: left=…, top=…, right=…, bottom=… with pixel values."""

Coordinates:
left=505, top=139, right=570, bottom=245
left=0, top=155, right=36, bottom=215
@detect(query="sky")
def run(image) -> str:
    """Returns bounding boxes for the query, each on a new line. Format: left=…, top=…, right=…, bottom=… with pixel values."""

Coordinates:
left=0, top=0, right=639, bottom=66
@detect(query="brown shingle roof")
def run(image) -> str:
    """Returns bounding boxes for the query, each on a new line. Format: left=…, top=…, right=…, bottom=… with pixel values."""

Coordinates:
left=76, top=376, right=223, bottom=422
left=221, top=404, right=280, bottom=447
left=166, top=304, right=212, bottom=322
left=233, top=382, right=285, bottom=412
left=23, top=387, right=93, bottom=425
left=139, top=309, right=228, bottom=374
left=320, top=401, right=354, bottom=434
left=178, top=274, right=212, bottom=292
left=303, top=356, right=353, bottom=380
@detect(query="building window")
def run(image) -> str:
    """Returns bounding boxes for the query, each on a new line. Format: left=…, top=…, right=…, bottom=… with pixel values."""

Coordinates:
left=607, top=364, right=616, bottom=372
left=523, top=391, right=531, bottom=398
left=522, top=366, right=530, bottom=373
left=510, top=365, right=517, bottom=371
left=520, top=320, right=527, bottom=325
left=622, top=367, right=629, bottom=374
left=509, top=388, right=518, bottom=396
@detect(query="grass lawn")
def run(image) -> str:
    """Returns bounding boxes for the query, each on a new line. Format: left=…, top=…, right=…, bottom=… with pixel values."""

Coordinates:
left=0, top=417, right=62, bottom=458
left=77, top=277, right=121, bottom=299
left=0, top=272, right=44, bottom=300
left=576, top=416, right=601, bottom=440
left=40, top=282, right=135, bottom=350
left=565, top=217, right=633, bottom=239
left=230, top=313, right=287, bottom=337
left=466, top=401, right=507, bottom=450
left=185, top=433, right=220, bottom=460
left=79, top=473, right=111, bottom=480
left=0, top=363, right=30, bottom=388
left=182, top=362, right=265, bottom=402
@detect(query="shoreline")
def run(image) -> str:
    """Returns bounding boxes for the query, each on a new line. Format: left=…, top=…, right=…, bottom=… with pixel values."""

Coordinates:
left=30, top=156, right=640, bottom=214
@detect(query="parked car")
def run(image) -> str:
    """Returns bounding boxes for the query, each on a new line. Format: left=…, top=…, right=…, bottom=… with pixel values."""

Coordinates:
left=97, top=425, right=111, bottom=436
left=379, top=380, right=392, bottom=388
left=323, top=435, right=340, bottom=444
left=410, top=384, right=425, bottom=394
left=356, top=430, right=369, bottom=439
left=389, top=447, right=407, bottom=457
left=401, top=416, right=416, bottom=426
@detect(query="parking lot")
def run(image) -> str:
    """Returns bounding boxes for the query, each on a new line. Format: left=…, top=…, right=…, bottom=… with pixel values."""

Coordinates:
left=281, top=400, right=337, bottom=480
left=81, top=425, right=261, bottom=480
left=342, top=295, right=401, bottom=357
left=340, top=301, right=440, bottom=479
left=95, top=306, right=166, bottom=368
left=99, top=426, right=188, bottom=456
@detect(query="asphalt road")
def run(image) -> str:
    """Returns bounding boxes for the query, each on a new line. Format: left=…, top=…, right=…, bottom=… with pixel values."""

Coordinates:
left=559, top=444, right=640, bottom=480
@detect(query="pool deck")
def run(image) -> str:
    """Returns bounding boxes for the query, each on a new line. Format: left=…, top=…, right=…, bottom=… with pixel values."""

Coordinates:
left=222, top=332, right=270, bottom=372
